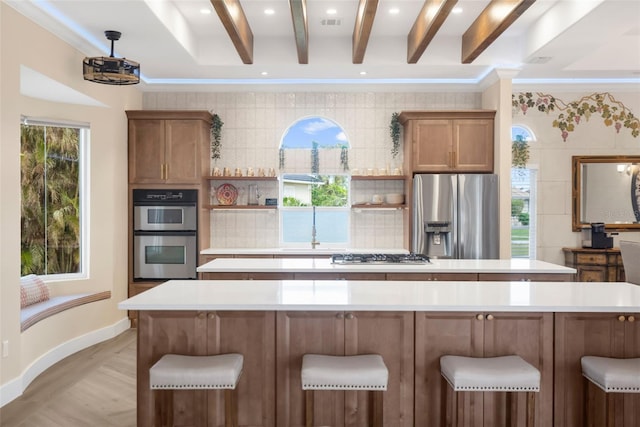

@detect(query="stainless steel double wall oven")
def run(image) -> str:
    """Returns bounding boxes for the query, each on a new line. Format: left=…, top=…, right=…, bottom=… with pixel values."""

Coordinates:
left=133, top=189, right=198, bottom=280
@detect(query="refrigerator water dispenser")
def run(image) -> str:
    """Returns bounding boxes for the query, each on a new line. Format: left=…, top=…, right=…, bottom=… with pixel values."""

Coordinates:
left=424, top=221, right=452, bottom=257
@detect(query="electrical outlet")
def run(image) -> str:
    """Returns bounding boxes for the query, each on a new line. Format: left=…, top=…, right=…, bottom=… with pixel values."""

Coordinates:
left=2, top=340, right=8, bottom=358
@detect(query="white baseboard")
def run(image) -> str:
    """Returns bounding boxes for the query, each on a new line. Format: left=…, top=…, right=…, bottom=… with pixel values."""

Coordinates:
left=0, top=317, right=131, bottom=408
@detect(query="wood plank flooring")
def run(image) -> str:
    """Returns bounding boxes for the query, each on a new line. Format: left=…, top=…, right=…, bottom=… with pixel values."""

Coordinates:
left=0, top=329, right=136, bottom=427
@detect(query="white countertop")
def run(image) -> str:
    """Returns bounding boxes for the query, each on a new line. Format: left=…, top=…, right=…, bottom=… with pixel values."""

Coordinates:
left=197, top=257, right=576, bottom=274
left=200, top=248, right=409, bottom=256
left=119, top=280, right=640, bottom=312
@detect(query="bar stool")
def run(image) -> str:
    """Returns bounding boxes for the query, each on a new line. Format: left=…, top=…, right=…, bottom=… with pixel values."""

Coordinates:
left=150, top=353, right=244, bottom=427
left=301, top=354, right=388, bottom=427
left=440, top=355, right=540, bottom=427
left=581, top=356, right=640, bottom=427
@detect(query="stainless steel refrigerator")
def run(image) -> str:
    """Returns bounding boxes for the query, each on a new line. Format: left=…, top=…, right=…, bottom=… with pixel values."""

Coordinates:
left=413, top=174, right=499, bottom=259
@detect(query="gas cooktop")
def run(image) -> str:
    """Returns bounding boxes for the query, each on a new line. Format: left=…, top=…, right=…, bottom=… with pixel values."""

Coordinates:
left=330, top=253, right=430, bottom=265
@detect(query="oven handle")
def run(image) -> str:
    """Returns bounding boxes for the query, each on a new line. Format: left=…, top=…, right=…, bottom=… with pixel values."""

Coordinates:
left=133, top=230, right=197, bottom=236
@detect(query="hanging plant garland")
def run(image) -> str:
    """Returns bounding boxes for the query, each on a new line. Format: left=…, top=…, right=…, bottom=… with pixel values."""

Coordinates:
left=210, top=113, right=224, bottom=160
left=311, top=141, right=319, bottom=175
left=512, top=135, right=530, bottom=168
left=340, top=147, right=349, bottom=171
left=389, top=112, right=401, bottom=158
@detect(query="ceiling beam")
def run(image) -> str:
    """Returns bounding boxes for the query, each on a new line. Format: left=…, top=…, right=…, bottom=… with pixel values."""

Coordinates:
left=352, top=0, right=379, bottom=64
left=289, top=0, right=309, bottom=64
left=210, top=0, right=253, bottom=64
left=407, top=0, right=458, bottom=64
left=461, top=0, right=536, bottom=64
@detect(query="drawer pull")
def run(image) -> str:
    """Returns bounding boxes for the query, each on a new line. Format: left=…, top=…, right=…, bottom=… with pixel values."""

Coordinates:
left=336, top=313, right=344, bottom=319
left=476, top=314, right=484, bottom=321
left=197, top=312, right=206, bottom=319
left=628, top=315, right=636, bottom=323
left=345, top=313, right=354, bottom=320
left=618, top=315, right=626, bottom=322
left=486, top=314, right=494, bottom=321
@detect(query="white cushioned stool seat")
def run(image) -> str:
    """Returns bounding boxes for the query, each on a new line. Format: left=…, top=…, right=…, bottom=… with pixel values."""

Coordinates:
left=581, top=356, right=640, bottom=393
left=302, top=354, right=388, bottom=390
left=440, top=355, right=540, bottom=392
left=150, top=353, right=244, bottom=390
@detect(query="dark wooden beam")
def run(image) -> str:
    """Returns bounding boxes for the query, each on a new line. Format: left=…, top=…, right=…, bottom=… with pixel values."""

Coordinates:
left=210, top=0, right=253, bottom=64
left=289, top=0, right=309, bottom=64
left=461, top=0, right=536, bottom=64
left=407, top=0, right=458, bottom=64
left=352, top=0, right=379, bottom=64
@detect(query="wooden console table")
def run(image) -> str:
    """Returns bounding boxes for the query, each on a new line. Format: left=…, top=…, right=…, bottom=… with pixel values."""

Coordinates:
left=562, top=247, right=626, bottom=282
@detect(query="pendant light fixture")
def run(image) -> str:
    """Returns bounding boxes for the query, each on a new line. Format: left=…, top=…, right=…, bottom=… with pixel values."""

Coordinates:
left=83, top=30, right=140, bottom=85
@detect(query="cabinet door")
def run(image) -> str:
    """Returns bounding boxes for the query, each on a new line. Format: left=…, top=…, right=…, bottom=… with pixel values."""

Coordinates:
left=554, top=313, right=626, bottom=427
left=207, top=311, right=276, bottom=427
left=164, top=119, right=204, bottom=184
left=414, top=312, right=484, bottom=427
left=137, top=310, right=208, bottom=427
left=345, top=311, right=414, bottom=427
left=577, top=266, right=608, bottom=282
left=623, top=315, right=640, bottom=425
left=128, top=119, right=165, bottom=183
left=483, top=312, right=554, bottom=427
left=276, top=311, right=345, bottom=427
left=453, top=119, right=493, bottom=172
left=412, top=120, right=453, bottom=172
left=478, top=273, right=573, bottom=282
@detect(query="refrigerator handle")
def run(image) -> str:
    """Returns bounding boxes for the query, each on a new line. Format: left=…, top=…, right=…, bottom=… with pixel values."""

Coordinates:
left=413, top=176, right=424, bottom=253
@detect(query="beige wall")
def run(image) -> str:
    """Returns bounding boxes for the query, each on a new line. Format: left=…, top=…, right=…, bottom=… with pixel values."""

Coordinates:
left=0, top=3, right=141, bottom=402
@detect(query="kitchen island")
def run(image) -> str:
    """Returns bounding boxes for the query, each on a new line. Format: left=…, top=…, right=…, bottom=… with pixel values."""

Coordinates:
left=120, top=279, right=640, bottom=427
left=197, top=257, right=577, bottom=281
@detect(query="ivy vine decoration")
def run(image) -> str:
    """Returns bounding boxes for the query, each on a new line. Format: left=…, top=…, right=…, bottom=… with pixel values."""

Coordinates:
left=279, top=148, right=286, bottom=170
left=210, top=113, right=224, bottom=160
left=512, top=92, right=640, bottom=142
left=389, top=112, right=401, bottom=158
left=340, top=146, right=349, bottom=171
left=311, top=141, right=319, bottom=174
left=512, top=135, right=530, bottom=168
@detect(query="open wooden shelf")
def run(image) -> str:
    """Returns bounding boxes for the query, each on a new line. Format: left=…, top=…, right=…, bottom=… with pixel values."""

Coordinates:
left=350, top=175, right=406, bottom=180
left=206, top=176, right=278, bottom=181
left=351, top=203, right=406, bottom=209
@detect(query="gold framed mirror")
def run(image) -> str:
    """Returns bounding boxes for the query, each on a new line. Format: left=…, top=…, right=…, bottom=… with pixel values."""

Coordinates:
left=572, top=155, right=640, bottom=231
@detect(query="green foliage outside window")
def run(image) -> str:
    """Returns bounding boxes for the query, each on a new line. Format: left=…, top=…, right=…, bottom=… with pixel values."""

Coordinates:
left=311, top=176, right=348, bottom=207
left=21, top=124, right=81, bottom=275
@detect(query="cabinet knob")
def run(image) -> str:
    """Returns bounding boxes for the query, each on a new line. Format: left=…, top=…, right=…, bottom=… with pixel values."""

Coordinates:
left=628, top=315, right=636, bottom=323
left=197, top=312, right=206, bottom=319
left=486, top=314, right=494, bottom=321
left=476, top=314, right=484, bottom=321
left=336, top=313, right=344, bottom=319
left=208, top=313, right=216, bottom=320
left=345, top=313, right=354, bottom=320
left=618, top=315, right=626, bottom=322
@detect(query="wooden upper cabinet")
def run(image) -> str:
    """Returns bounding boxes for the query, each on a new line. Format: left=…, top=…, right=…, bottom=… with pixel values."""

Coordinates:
left=127, top=110, right=212, bottom=184
left=399, top=110, right=495, bottom=173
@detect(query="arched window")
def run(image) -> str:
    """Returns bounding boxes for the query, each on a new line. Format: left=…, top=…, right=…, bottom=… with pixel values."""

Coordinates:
left=511, top=124, right=537, bottom=259
left=279, top=116, right=351, bottom=248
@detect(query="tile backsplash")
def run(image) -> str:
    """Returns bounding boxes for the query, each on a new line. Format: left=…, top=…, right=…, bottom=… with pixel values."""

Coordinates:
left=144, top=91, right=481, bottom=249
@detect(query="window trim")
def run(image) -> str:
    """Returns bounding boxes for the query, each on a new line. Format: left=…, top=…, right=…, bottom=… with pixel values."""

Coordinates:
left=20, top=117, right=90, bottom=280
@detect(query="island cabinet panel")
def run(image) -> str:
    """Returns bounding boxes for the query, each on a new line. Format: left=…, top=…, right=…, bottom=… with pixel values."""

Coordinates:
left=554, top=313, right=640, bottom=427
left=137, top=310, right=276, bottom=427
left=415, top=312, right=553, bottom=427
left=478, top=273, right=573, bottom=282
left=276, top=311, right=414, bottom=427
left=200, top=272, right=294, bottom=280
left=386, top=272, right=478, bottom=281
left=292, top=273, right=386, bottom=281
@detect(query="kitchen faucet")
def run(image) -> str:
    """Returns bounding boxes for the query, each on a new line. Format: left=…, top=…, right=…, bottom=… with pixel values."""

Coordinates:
left=311, top=206, right=320, bottom=249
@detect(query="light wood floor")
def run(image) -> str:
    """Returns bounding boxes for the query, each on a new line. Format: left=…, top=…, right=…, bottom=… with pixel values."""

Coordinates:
left=0, top=329, right=136, bottom=427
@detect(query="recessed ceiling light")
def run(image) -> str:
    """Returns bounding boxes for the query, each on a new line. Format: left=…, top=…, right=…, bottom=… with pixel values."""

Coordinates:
left=264, top=8, right=275, bottom=15
left=327, top=8, right=337, bottom=15
left=451, top=6, right=463, bottom=14
left=261, top=71, right=268, bottom=76
left=200, top=8, right=212, bottom=15
left=389, top=8, right=400, bottom=15
left=360, top=71, right=367, bottom=75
